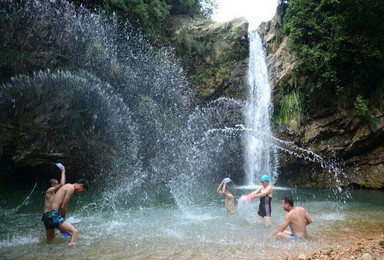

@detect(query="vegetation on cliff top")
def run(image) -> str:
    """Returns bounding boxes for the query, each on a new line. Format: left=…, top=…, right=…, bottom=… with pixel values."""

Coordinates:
left=0, top=0, right=216, bottom=84
left=68, top=0, right=216, bottom=39
left=281, top=0, right=384, bottom=125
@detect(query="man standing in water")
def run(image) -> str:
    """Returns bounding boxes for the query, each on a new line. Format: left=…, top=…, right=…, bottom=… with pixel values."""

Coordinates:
left=217, top=178, right=235, bottom=215
left=272, top=196, right=312, bottom=241
left=243, top=175, right=273, bottom=226
left=44, top=163, right=66, bottom=213
left=42, top=178, right=89, bottom=245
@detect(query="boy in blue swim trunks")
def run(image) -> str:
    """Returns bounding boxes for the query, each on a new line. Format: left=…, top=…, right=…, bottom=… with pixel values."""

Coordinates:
left=42, top=178, right=89, bottom=245
left=272, top=196, right=312, bottom=241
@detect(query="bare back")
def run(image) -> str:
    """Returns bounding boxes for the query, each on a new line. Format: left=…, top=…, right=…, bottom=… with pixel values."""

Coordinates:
left=287, top=207, right=311, bottom=237
left=49, top=184, right=74, bottom=212
left=44, top=165, right=66, bottom=213
left=223, top=192, right=235, bottom=215
left=44, top=189, right=55, bottom=213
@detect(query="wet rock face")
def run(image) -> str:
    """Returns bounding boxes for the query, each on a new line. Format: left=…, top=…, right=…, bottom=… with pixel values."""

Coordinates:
left=163, top=15, right=249, bottom=102
left=259, top=8, right=384, bottom=189
left=0, top=71, right=139, bottom=184
left=275, top=112, right=384, bottom=188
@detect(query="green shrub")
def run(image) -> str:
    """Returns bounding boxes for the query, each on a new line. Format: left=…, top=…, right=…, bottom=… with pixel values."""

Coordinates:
left=283, top=0, right=384, bottom=112
left=354, top=95, right=377, bottom=126
left=276, top=90, right=303, bottom=131
left=69, top=0, right=217, bottom=37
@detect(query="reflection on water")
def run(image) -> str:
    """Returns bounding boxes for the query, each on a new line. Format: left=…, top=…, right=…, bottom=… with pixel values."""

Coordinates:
left=1, top=188, right=383, bottom=259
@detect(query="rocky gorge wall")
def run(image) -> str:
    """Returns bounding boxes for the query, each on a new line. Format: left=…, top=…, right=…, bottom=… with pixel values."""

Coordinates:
left=162, top=15, right=249, bottom=102
left=161, top=9, right=384, bottom=189
left=258, top=6, right=384, bottom=189
left=2, top=1, right=382, bottom=189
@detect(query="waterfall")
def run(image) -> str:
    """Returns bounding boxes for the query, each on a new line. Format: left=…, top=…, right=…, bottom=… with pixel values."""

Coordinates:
left=243, top=31, right=277, bottom=186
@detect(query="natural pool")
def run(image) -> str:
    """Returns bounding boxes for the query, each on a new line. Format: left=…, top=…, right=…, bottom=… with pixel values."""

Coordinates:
left=1, top=186, right=383, bottom=259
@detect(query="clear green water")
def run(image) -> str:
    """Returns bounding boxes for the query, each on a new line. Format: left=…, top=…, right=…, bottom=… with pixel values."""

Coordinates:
left=1, top=186, right=383, bottom=259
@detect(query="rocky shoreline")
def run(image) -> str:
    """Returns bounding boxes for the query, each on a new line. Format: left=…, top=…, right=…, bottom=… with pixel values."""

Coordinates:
left=286, top=234, right=384, bottom=260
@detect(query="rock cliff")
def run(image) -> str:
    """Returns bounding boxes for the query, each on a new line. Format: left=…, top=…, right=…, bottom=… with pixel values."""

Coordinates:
left=163, top=15, right=249, bottom=102
left=258, top=6, right=384, bottom=189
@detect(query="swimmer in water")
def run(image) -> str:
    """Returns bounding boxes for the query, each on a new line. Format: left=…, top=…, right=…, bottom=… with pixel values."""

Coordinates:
left=217, top=178, right=235, bottom=215
left=272, top=196, right=312, bottom=241
left=243, top=175, right=273, bottom=226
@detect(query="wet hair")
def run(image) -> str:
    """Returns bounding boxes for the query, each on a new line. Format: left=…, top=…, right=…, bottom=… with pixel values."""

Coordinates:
left=49, top=178, right=58, bottom=186
left=76, top=178, right=89, bottom=191
left=283, top=196, right=294, bottom=207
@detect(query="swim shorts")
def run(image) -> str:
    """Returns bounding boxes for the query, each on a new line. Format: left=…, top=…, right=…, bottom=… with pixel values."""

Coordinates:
left=290, top=234, right=297, bottom=241
left=258, top=196, right=272, bottom=217
left=42, top=209, right=65, bottom=229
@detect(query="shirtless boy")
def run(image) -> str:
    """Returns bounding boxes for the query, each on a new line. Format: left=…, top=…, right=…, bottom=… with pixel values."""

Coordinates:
left=42, top=179, right=89, bottom=245
left=44, top=163, right=66, bottom=213
left=217, top=178, right=235, bottom=215
left=272, top=196, right=313, bottom=240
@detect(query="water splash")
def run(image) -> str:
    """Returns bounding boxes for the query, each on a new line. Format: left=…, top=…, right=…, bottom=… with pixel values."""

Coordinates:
left=0, top=179, right=38, bottom=216
left=168, top=98, right=244, bottom=210
left=0, top=0, right=193, bottom=209
left=13, top=179, right=38, bottom=213
left=0, top=235, right=39, bottom=248
left=0, top=0, right=352, bottom=214
left=205, top=125, right=351, bottom=201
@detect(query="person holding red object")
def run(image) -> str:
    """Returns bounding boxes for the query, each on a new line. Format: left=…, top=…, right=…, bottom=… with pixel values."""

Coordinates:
left=242, top=174, right=273, bottom=226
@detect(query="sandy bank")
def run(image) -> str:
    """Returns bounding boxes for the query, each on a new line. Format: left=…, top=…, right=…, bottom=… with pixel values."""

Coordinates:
left=286, top=234, right=384, bottom=260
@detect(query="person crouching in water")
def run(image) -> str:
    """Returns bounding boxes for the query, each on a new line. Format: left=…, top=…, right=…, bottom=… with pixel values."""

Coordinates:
left=272, top=196, right=312, bottom=241
left=243, top=175, right=273, bottom=226
left=216, top=178, right=235, bottom=215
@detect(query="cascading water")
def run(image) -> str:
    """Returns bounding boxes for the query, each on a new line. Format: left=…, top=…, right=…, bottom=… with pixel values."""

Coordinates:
left=2, top=2, right=382, bottom=259
left=243, top=31, right=277, bottom=186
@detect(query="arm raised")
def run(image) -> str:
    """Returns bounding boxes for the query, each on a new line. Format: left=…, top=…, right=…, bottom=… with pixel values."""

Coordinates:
left=216, top=182, right=224, bottom=194
left=59, top=165, right=66, bottom=185
left=47, top=164, right=66, bottom=194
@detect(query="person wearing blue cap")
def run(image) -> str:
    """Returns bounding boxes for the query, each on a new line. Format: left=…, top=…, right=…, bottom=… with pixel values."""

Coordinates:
left=242, top=174, right=273, bottom=226
left=216, top=177, right=235, bottom=215
left=43, top=163, right=66, bottom=213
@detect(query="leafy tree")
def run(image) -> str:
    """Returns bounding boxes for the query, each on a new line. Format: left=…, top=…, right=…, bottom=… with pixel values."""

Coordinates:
left=68, top=0, right=216, bottom=37
left=283, top=0, right=384, bottom=112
